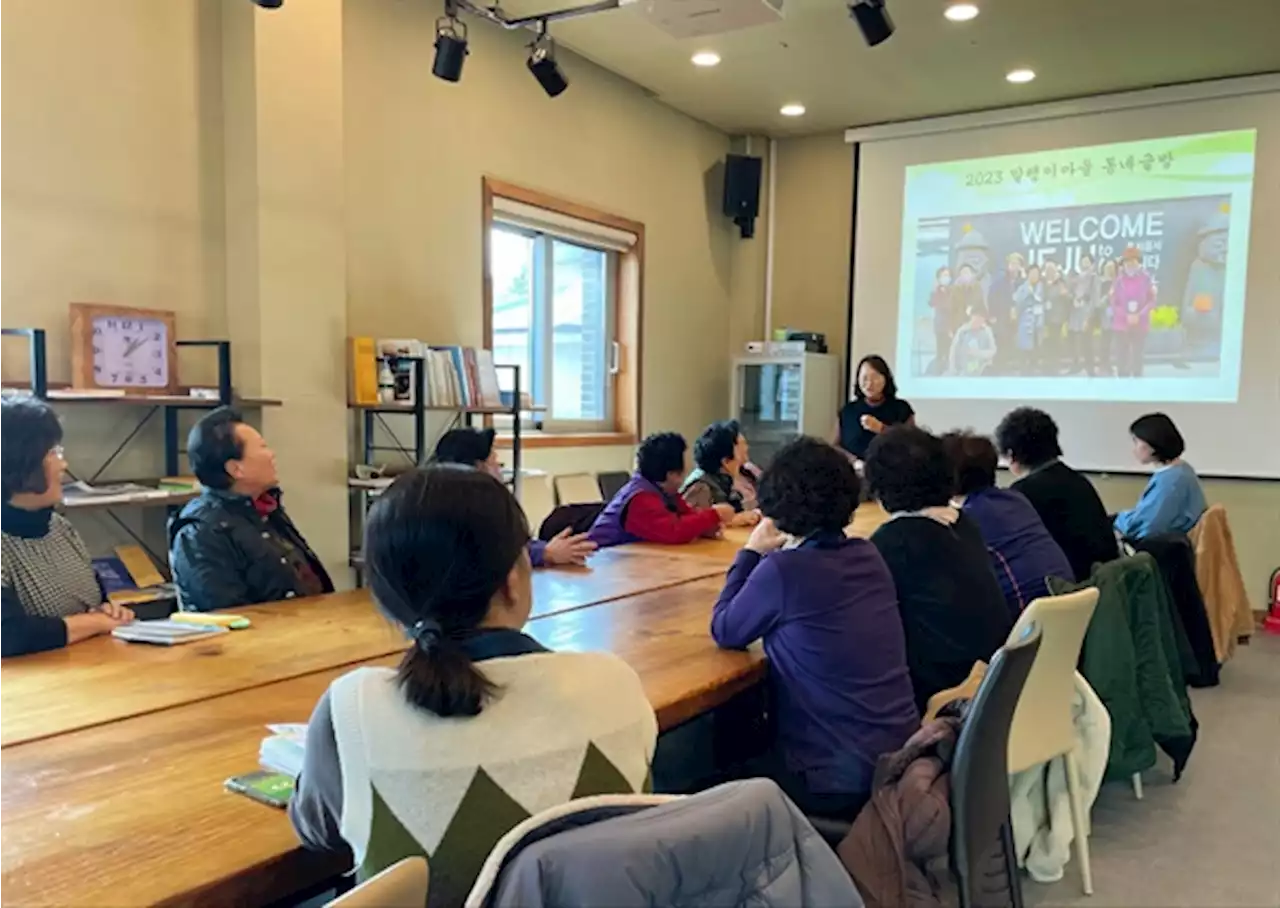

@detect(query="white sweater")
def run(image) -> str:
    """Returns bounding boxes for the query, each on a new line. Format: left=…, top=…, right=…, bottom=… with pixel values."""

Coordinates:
left=300, top=648, right=657, bottom=906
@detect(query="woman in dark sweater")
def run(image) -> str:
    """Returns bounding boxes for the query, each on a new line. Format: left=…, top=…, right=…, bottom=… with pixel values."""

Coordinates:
left=994, top=407, right=1119, bottom=582
left=835, top=355, right=916, bottom=468
left=1, top=397, right=134, bottom=657
left=711, top=437, right=918, bottom=819
left=865, top=426, right=1012, bottom=711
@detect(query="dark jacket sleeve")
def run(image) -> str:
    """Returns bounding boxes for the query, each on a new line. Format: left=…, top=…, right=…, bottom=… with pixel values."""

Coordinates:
left=288, top=689, right=354, bottom=863
left=170, top=520, right=253, bottom=613
left=2, top=585, right=69, bottom=658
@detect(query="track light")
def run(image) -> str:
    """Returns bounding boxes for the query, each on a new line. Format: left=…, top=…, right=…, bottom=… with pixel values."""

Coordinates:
left=527, top=27, right=569, bottom=98
left=432, top=16, right=469, bottom=83
left=849, top=0, right=894, bottom=46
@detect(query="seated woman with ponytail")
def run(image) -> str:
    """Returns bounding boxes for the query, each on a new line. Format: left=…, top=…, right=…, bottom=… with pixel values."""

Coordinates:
left=288, top=465, right=657, bottom=906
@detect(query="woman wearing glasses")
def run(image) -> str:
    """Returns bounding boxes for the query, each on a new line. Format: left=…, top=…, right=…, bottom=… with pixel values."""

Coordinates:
left=1, top=397, right=134, bottom=657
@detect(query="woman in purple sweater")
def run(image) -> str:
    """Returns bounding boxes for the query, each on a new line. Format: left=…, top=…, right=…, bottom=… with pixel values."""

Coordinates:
left=941, top=430, right=1073, bottom=618
left=710, top=437, right=919, bottom=820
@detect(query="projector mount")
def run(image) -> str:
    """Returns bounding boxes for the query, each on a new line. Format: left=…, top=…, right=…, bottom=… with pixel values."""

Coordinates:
left=446, top=0, right=623, bottom=31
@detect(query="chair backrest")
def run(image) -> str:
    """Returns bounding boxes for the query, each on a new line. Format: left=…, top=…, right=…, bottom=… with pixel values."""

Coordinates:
left=1005, top=589, right=1099, bottom=773
left=328, top=856, right=429, bottom=908
left=519, top=472, right=556, bottom=534
left=554, top=473, right=603, bottom=505
left=950, top=624, right=1042, bottom=907
left=597, top=471, right=630, bottom=502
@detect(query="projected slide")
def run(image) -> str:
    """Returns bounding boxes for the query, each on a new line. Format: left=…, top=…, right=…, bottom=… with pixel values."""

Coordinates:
left=896, top=129, right=1256, bottom=403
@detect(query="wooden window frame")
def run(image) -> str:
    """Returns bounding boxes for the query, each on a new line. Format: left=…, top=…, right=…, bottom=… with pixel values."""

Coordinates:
left=482, top=176, right=643, bottom=449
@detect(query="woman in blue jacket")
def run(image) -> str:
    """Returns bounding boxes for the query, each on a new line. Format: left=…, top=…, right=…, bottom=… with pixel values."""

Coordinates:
left=1114, top=412, right=1207, bottom=540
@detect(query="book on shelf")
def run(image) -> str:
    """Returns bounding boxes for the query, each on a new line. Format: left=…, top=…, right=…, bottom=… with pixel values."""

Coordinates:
left=355, top=340, right=508, bottom=411
left=349, top=336, right=380, bottom=405
left=475, top=349, right=504, bottom=409
left=93, top=544, right=176, bottom=606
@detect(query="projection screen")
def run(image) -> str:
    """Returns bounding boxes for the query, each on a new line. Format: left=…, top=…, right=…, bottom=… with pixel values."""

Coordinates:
left=847, top=77, right=1280, bottom=479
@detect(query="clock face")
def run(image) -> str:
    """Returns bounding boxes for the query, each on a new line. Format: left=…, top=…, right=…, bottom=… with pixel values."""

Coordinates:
left=91, top=316, right=169, bottom=388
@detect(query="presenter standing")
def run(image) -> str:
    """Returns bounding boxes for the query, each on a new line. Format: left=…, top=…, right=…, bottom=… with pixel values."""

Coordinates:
left=835, top=355, right=916, bottom=470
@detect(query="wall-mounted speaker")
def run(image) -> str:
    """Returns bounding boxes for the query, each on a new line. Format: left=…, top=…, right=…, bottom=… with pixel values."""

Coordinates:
left=722, top=154, right=763, bottom=239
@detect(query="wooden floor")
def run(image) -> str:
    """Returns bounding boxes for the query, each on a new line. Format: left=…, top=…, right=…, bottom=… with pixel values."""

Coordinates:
left=0, top=505, right=889, bottom=907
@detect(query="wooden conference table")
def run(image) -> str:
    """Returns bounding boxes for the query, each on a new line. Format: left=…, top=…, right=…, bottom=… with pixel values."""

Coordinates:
left=0, top=503, right=888, bottom=907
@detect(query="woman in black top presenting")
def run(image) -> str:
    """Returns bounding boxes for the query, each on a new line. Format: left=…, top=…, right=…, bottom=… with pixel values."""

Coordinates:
left=835, top=354, right=916, bottom=468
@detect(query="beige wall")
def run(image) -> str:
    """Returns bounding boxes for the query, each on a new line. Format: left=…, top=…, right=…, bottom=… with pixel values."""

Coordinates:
left=771, top=133, right=854, bottom=379
left=342, top=0, right=735, bottom=445
left=769, top=132, right=1278, bottom=599
left=1, top=0, right=740, bottom=580
left=1, top=0, right=226, bottom=384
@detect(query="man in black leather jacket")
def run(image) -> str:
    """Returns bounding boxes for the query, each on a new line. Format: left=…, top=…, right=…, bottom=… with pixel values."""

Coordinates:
left=169, top=408, right=333, bottom=612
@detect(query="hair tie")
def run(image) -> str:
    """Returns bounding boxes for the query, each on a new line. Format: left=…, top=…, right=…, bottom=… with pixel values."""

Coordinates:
left=409, top=618, right=444, bottom=652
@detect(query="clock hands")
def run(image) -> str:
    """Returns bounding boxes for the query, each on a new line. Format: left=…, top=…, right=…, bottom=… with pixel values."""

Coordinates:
left=122, top=336, right=149, bottom=359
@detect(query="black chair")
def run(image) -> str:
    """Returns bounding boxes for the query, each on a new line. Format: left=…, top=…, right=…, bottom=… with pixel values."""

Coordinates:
left=950, top=624, right=1042, bottom=908
left=597, top=471, right=629, bottom=502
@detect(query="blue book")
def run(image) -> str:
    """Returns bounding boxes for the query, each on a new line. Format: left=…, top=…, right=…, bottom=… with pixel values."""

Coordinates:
left=92, top=556, right=136, bottom=596
left=446, top=346, right=471, bottom=407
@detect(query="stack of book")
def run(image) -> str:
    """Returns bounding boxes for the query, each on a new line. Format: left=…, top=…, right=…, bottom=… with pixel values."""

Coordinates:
left=349, top=337, right=505, bottom=410
left=422, top=346, right=504, bottom=410
left=259, top=724, right=308, bottom=777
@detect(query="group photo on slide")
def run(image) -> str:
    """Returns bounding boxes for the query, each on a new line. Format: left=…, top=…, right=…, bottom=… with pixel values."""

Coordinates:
left=915, top=198, right=1230, bottom=379
left=895, top=129, right=1256, bottom=402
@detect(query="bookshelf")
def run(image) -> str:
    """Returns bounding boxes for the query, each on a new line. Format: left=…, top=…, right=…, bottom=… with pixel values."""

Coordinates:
left=347, top=352, right=529, bottom=585
left=2, top=327, right=277, bottom=567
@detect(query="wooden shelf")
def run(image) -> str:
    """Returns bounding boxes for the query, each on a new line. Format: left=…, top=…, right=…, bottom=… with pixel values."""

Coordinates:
left=347, top=400, right=546, bottom=414
left=44, top=391, right=282, bottom=408
left=62, top=488, right=199, bottom=511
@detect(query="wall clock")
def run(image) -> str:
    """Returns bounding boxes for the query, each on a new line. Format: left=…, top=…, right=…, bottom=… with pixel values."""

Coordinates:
left=69, top=304, right=179, bottom=393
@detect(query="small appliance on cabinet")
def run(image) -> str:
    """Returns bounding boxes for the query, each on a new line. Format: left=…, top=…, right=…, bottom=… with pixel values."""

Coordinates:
left=731, top=351, right=839, bottom=466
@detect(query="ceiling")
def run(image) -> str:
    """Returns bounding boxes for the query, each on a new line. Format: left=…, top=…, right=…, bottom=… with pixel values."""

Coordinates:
left=520, top=0, right=1280, bottom=135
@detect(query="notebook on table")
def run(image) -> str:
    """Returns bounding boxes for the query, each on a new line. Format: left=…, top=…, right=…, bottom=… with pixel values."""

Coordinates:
left=111, top=620, right=230, bottom=646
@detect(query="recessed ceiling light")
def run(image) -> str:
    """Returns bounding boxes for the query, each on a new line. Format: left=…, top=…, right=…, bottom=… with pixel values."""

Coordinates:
left=691, top=51, right=721, bottom=67
left=944, top=3, right=979, bottom=21
left=780, top=103, right=806, bottom=117
left=1006, top=68, right=1036, bottom=84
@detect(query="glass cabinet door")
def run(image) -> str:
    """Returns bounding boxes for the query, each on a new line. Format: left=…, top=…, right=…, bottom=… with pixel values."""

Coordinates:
left=737, top=362, right=802, bottom=464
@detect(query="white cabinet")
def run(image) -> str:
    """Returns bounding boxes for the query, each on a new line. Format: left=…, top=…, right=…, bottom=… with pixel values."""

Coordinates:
left=731, top=353, right=840, bottom=465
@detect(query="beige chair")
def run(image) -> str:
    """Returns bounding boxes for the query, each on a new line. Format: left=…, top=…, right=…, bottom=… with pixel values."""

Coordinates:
left=554, top=472, right=603, bottom=505
left=327, top=857, right=429, bottom=908
left=520, top=471, right=556, bottom=536
left=1005, top=588, right=1100, bottom=896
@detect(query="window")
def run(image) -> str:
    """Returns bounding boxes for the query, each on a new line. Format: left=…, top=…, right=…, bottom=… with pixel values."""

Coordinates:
left=483, top=178, right=643, bottom=445
left=490, top=226, right=615, bottom=430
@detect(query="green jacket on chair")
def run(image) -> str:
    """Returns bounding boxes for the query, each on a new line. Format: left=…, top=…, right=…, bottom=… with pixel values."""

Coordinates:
left=1048, top=552, right=1195, bottom=781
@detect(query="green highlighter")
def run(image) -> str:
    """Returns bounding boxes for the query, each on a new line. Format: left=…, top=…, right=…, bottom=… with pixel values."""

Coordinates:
left=225, top=771, right=294, bottom=808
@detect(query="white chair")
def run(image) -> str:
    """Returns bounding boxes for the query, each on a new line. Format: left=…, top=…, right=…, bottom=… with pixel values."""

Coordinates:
left=1006, top=588, right=1100, bottom=896
left=520, top=472, right=556, bottom=535
left=327, top=856, right=429, bottom=908
left=554, top=472, right=603, bottom=505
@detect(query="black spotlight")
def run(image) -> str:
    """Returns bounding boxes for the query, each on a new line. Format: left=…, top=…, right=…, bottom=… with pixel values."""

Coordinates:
left=432, top=17, right=469, bottom=83
left=250, top=0, right=284, bottom=8
left=849, top=0, right=894, bottom=46
left=527, top=36, right=569, bottom=98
